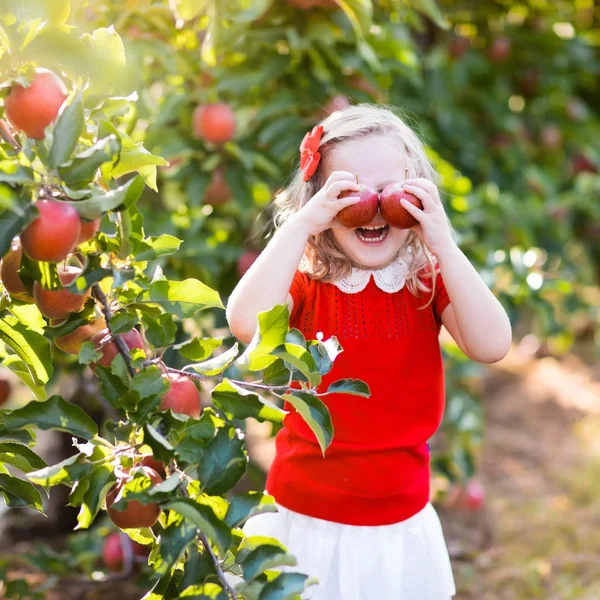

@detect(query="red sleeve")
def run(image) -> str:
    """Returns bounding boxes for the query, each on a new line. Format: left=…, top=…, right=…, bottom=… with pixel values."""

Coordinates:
left=289, top=270, right=309, bottom=323
left=433, top=268, right=451, bottom=325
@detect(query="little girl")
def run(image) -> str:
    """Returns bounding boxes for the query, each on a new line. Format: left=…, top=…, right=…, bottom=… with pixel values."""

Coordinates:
left=226, top=104, right=512, bottom=599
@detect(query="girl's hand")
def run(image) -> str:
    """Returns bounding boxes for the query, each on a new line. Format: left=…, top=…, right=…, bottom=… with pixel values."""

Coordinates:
left=294, top=171, right=361, bottom=235
left=400, top=179, right=456, bottom=258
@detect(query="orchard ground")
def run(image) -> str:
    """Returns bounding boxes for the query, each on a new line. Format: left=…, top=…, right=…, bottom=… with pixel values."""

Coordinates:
left=1, top=338, right=599, bottom=599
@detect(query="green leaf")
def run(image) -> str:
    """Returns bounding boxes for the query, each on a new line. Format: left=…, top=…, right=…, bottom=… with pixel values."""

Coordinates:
left=211, top=379, right=286, bottom=423
left=0, top=204, right=37, bottom=258
left=0, top=425, right=35, bottom=446
left=0, top=473, right=43, bottom=511
left=412, top=0, right=449, bottom=29
left=337, top=0, right=373, bottom=38
left=76, top=463, right=115, bottom=529
left=163, top=497, right=232, bottom=555
left=2, top=356, right=46, bottom=400
left=0, top=442, right=46, bottom=473
left=325, top=379, right=370, bottom=397
left=110, top=137, right=168, bottom=192
left=153, top=519, right=198, bottom=577
left=236, top=305, right=289, bottom=372
left=175, top=338, right=223, bottom=362
left=27, top=452, right=90, bottom=486
left=282, top=392, right=333, bottom=455
left=258, top=572, right=315, bottom=600
left=0, top=161, right=36, bottom=184
left=58, top=135, right=120, bottom=187
left=142, top=279, right=224, bottom=317
left=65, top=175, right=145, bottom=220
left=134, top=234, right=182, bottom=261
left=131, top=366, right=167, bottom=399
left=3, top=395, right=98, bottom=440
left=170, top=0, right=208, bottom=21
left=0, top=314, right=53, bottom=386
left=195, top=427, right=246, bottom=495
left=187, top=343, right=239, bottom=376
left=224, top=492, right=277, bottom=529
left=49, top=93, right=85, bottom=169
left=270, top=344, right=320, bottom=387
left=241, top=544, right=297, bottom=582
left=142, top=312, right=177, bottom=348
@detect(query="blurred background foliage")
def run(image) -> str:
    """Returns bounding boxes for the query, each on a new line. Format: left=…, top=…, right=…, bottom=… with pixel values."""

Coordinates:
left=1, top=0, right=599, bottom=490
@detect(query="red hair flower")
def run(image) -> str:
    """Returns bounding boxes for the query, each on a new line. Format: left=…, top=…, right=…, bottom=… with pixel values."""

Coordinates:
left=300, top=125, right=324, bottom=181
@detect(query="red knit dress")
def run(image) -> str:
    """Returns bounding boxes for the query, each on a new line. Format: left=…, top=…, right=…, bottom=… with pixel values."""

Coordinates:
left=266, top=261, right=451, bottom=526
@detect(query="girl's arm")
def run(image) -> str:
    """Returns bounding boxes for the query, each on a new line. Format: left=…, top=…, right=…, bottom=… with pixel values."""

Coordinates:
left=226, top=215, right=310, bottom=344
left=399, top=178, right=512, bottom=364
left=226, top=171, right=361, bottom=343
left=437, top=245, right=512, bottom=364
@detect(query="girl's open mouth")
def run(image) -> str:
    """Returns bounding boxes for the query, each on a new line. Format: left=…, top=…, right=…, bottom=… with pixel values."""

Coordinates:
left=355, top=224, right=390, bottom=244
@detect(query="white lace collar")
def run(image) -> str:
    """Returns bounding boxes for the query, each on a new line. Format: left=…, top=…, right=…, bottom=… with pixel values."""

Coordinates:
left=331, top=251, right=412, bottom=294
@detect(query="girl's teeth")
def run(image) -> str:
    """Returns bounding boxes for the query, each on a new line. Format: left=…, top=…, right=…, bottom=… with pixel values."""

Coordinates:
left=356, top=227, right=388, bottom=243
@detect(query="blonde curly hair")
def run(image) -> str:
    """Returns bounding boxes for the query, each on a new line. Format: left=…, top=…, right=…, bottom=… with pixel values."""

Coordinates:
left=254, top=104, right=455, bottom=308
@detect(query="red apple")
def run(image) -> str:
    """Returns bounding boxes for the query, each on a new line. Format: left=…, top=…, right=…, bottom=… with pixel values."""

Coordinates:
left=140, top=454, right=167, bottom=478
left=78, top=218, right=101, bottom=244
left=336, top=184, right=379, bottom=228
left=102, top=532, right=149, bottom=570
left=448, top=36, right=470, bottom=60
left=488, top=36, right=511, bottom=63
left=540, top=124, right=562, bottom=150
left=463, top=480, right=485, bottom=511
left=33, top=265, right=90, bottom=320
left=380, top=182, right=422, bottom=229
left=21, top=200, right=81, bottom=263
left=571, top=153, right=597, bottom=175
left=0, top=379, right=11, bottom=407
left=159, top=373, right=201, bottom=418
left=204, top=167, right=232, bottom=206
left=106, top=467, right=162, bottom=530
left=237, top=250, right=260, bottom=277
left=193, top=103, right=236, bottom=144
left=4, top=69, right=68, bottom=140
left=1, top=239, right=33, bottom=302
left=91, top=328, right=146, bottom=370
left=54, top=317, right=107, bottom=354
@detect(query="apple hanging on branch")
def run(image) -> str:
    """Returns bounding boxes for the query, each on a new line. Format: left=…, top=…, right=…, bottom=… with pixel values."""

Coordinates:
left=4, top=69, right=67, bottom=140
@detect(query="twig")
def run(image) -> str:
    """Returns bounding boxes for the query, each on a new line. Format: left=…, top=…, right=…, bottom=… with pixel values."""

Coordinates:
left=176, top=469, right=238, bottom=599
left=164, top=365, right=292, bottom=393
left=0, top=119, right=21, bottom=151
left=91, top=283, right=136, bottom=378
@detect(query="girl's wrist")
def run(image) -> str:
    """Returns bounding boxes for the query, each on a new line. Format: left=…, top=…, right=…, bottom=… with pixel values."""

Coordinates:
left=287, top=211, right=315, bottom=238
left=434, top=241, right=461, bottom=265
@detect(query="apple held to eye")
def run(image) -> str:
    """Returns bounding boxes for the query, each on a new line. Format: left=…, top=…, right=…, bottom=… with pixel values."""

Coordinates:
left=380, top=182, right=423, bottom=229
left=336, top=184, right=379, bottom=228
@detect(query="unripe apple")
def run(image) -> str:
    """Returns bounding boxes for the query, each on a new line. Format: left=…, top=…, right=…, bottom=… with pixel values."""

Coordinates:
left=237, top=250, right=260, bottom=277
left=204, top=167, right=232, bottom=205
left=1, top=239, right=33, bottom=302
left=54, top=317, right=107, bottom=355
left=336, top=184, right=379, bottom=228
left=193, top=103, right=236, bottom=144
left=78, top=218, right=101, bottom=244
left=102, top=532, right=149, bottom=570
left=106, top=467, right=162, bottom=530
left=159, top=373, right=201, bottom=418
left=488, top=36, right=511, bottom=62
left=90, top=328, right=146, bottom=370
left=0, top=379, right=11, bottom=407
left=21, top=200, right=81, bottom=263
left=4, top=69, right=68, bottom=140
left=33, top=265, right=90, bottom=320
left=380, top=182, right=422, bottom=229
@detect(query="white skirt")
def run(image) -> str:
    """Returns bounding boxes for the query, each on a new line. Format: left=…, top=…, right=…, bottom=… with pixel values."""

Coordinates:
left=239, top=501, right=456, bottom=600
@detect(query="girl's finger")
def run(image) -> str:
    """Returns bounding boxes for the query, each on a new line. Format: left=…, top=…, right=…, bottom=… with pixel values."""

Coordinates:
left=404, top=179, right=441, bottom=205
left=325, top=171, right=358, bottom=186
left=403, top=184, right=436, bottom=212
left=328, top=180, right=360, bottom=198
left=400, top=196, right=426, bottom=220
